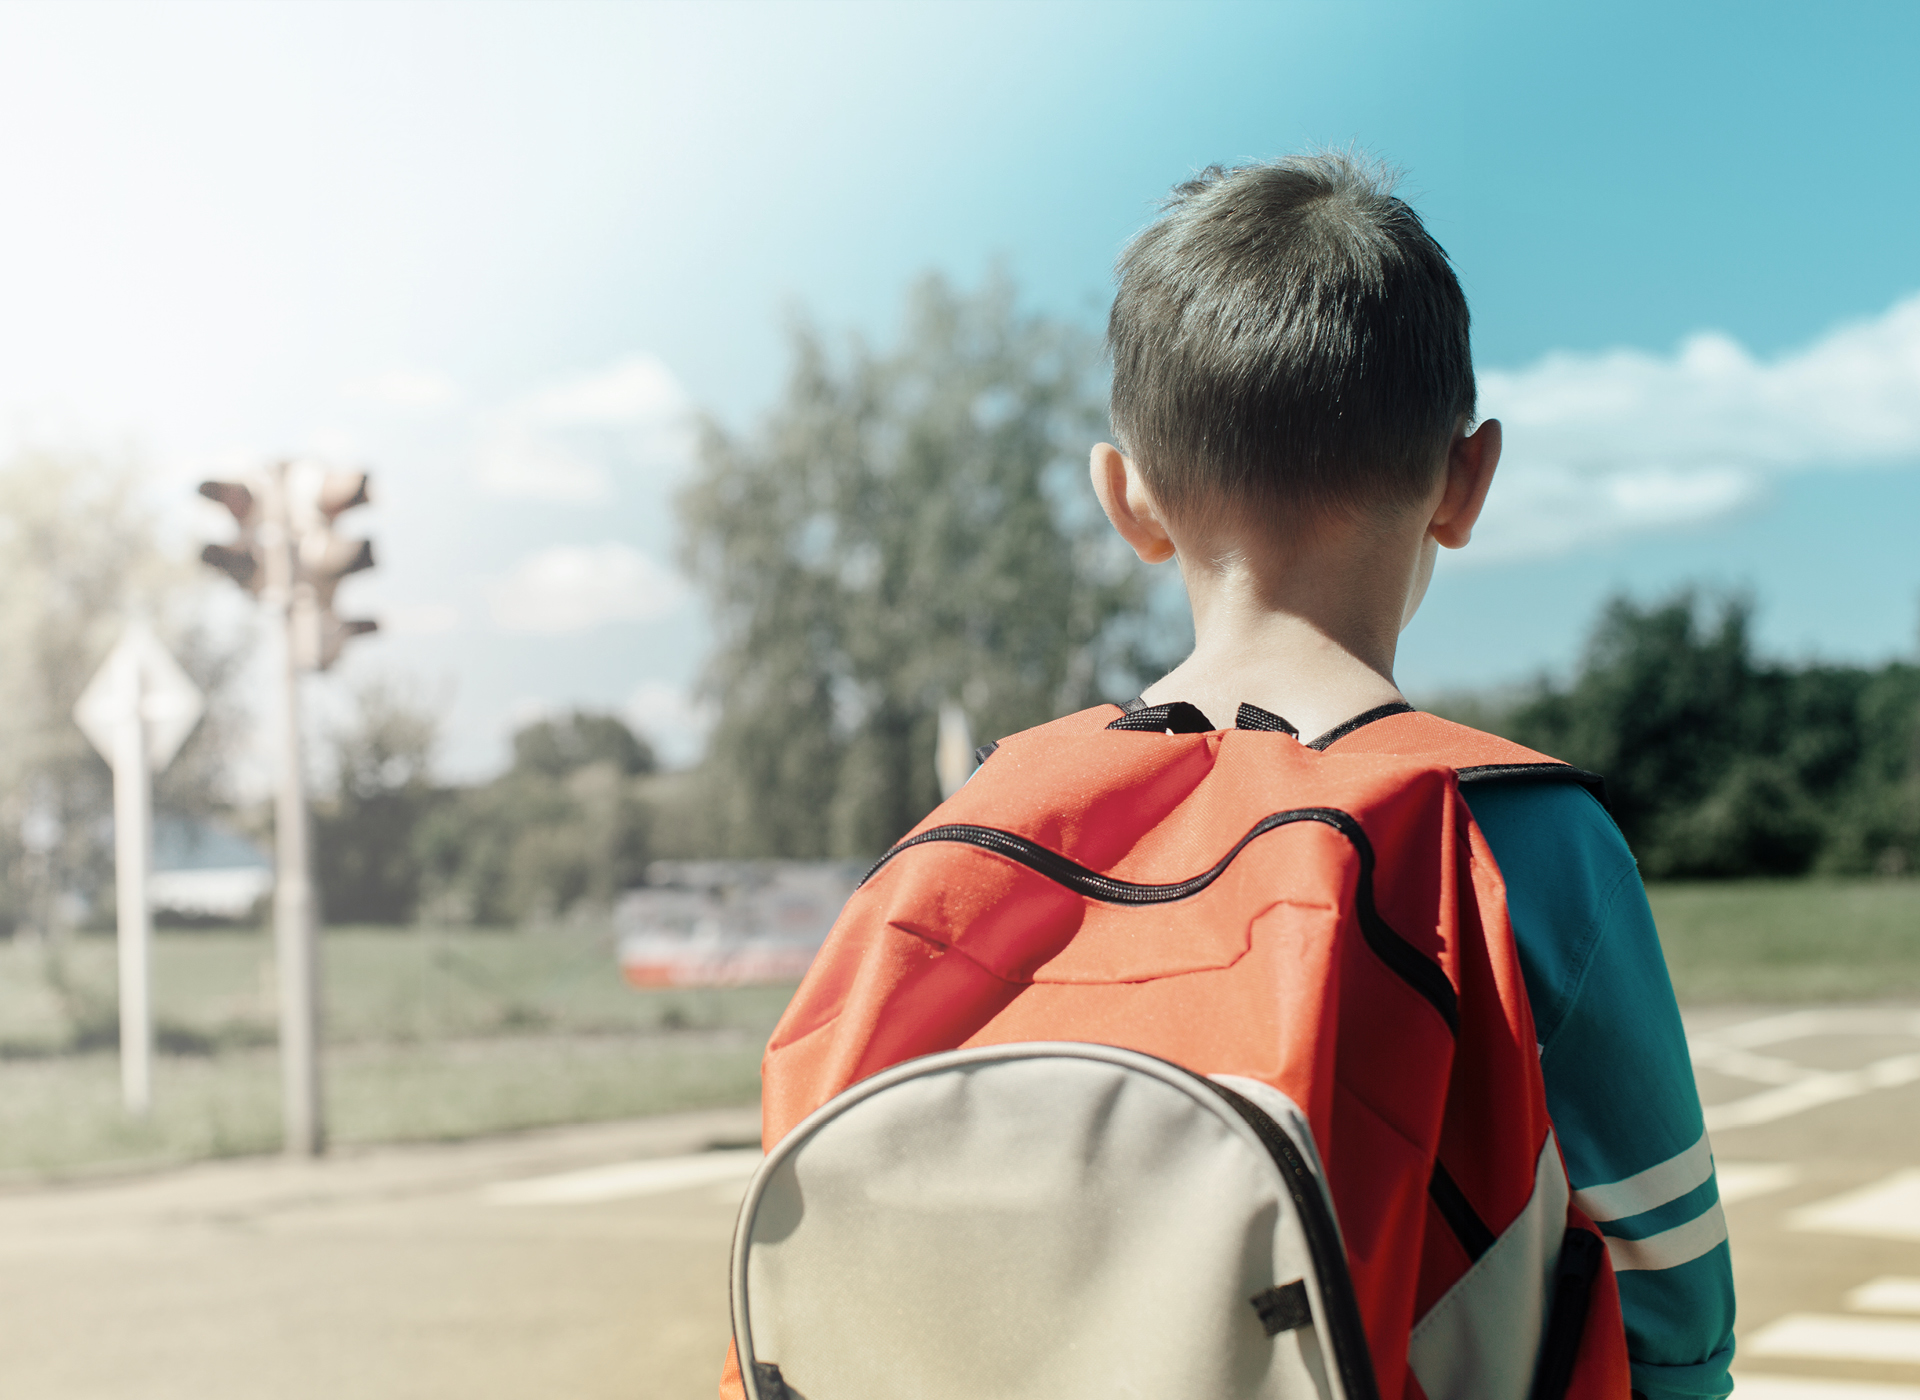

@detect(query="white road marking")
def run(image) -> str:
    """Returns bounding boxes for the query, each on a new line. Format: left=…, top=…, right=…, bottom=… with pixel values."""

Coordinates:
left=1851, top=1279, right=1920, bottom=1315
left=1692, top=1010, right=1920, bottom=1057
left=1692, top=1010, right=1833, bottom=1053
left=485, top=1149, right=762, bottom=1205
left=1706, top=1047, right=1825, bottom=1086
left=1693, top=1013, right=1920, bottom=1396
left=1717, top=1162, right=1800, bottom=1204
left=1686, top=1011, right=1920, bottom=1131
left=1747, top=1314, right=1920, bottom=1365
left=1732, top=1375, right=1920, bottom=1399
left=1790, top=1171, right=1920, bottom=1242
left=1703, top=1055, right=1920, bottom=1131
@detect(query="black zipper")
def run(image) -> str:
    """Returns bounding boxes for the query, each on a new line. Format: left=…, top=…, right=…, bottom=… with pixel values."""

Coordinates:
left=1202, top=1075, right=1382, bottom=1400
left=862, top=810, right=1460, bottom=1033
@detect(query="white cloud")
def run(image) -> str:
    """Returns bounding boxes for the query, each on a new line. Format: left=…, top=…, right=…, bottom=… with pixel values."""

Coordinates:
left=505, top=696, right=557, bottom=730
left=474, top=354, right=696, bottom=504
left=489, top=543, right=686, bottom=633
left=523, top=356, right=687, bottom=426
left=382, top=602, right=463, bottom=636
left=625, top=679, right=715, bottom=769
left=354, top=369, right=463, bottom=410
left=476, top=430, right=614, bottom=503
left=1472, top=293, right=1920, bottom=560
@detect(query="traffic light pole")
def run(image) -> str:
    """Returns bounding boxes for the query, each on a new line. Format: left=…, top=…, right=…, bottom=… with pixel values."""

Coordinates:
left=265, top=470, right=325, bottom=1156
left=199, top=459, right=376, bottom=1158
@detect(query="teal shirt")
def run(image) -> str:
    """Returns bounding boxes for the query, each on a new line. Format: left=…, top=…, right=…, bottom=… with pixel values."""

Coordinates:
left=1463, top=782, right=1736, bottom=1400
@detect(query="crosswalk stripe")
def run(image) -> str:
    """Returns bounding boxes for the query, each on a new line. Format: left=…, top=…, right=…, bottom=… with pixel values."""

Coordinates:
left=1692, top=1010, right=1920, bottom=1056
left=1717, top=1162, right=1799, bottom=1205
left=1791, top=1171, right=1920, bottom=1242
left=1850, top=1279, right=1920, bottom=1315
left=485, top=1148, right=762, bottom=1205
left=1732, top=1375, right=1920, bottom=1399
left=1703, top=1054, right=1920, bottom=1132
left=1748, top=1314, right=1920, bottom=1365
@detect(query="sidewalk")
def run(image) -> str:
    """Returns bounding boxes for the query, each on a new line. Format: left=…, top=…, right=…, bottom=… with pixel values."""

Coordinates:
left=0, top=1104, right=761, bottom=1400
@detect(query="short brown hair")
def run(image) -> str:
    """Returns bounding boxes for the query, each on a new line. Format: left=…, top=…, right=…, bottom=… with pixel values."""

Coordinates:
left=1108, top=153, right=1475, bottom=524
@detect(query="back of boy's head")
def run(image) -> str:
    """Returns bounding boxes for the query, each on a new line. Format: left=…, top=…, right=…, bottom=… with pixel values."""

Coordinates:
left=1108, top=152, right=1475, bottom=529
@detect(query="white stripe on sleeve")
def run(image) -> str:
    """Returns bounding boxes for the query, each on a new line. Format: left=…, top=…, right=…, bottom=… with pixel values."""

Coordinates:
left=1606, top=1200, right=1729, bottom=1273
left=1573, top=1129, right=1715, bottom=1223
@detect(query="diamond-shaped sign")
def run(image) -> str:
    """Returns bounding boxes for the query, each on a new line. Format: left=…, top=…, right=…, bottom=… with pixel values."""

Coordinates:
left=74, top=623, right=206, bottom=773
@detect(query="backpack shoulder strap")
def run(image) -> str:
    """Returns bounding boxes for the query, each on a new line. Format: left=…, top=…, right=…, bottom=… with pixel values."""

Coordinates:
left=1315, top=706, right=1609, bottom=809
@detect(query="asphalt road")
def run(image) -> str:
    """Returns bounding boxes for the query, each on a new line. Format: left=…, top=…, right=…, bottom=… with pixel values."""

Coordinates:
left=6, top=1007, right=1920, bottom=1400
left=1694, top=1004, right=1920, bottom=1398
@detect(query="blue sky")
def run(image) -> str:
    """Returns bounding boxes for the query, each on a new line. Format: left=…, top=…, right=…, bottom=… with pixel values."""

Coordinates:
left=0, top=1, right=1915, bottom=775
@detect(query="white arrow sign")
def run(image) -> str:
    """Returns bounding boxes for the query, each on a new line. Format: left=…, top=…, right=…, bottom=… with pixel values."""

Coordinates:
left=74, top=623, right=206, bottom=773
left=72, top=623, right=205, bottom=1114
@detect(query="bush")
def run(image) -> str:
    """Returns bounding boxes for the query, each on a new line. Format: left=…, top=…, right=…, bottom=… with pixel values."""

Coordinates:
left=414, top=711, right=656, bottom=926
left=1488, top=589, right=1920, bottom=878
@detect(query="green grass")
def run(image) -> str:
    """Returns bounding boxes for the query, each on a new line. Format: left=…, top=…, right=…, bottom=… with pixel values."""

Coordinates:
left=0, top=1033, right=769, bottom=1181
left=4, top=878, right=1916, bottom=1176
left=1650, top=877, right=1920, bottom=1003
left=0, top=924, right=796, bottom=1057
left=0, top=925, right=789, bottom=1179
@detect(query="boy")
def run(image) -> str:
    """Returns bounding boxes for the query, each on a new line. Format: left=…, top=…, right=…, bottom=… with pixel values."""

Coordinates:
left=1088, top=155, right=1734, bottom=1399
left=725, top=154, right=1734, bottom=1399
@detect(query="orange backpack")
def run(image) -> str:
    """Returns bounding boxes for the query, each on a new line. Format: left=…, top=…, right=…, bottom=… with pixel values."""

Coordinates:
left=724, top=703, right=1632, bottom=1400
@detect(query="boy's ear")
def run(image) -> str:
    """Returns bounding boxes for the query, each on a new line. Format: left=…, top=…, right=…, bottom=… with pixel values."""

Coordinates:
left=1090, top=443, right=1177, bottom=564
left=1429, top=418, right=1501, bottom=550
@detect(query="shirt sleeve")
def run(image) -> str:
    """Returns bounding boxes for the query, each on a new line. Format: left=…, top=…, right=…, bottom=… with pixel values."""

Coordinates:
left=1462, top=782, right=1737, bottom=1400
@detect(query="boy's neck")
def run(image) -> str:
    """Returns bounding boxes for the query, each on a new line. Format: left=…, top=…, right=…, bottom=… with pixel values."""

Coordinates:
left=1139, top=516, right=1424, bottom=742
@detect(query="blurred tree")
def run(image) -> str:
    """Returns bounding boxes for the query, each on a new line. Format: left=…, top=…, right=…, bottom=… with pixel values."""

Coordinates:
left=1502, top=592, right=1768, bottom=871
left=677, top=273, right=1159, bottom=858
left=512, top=711, right=655, bottom=778
left=1493, top=589, right=1920, bottom=878
left=1818, top=661, right=1920, bottom=876
left=312, top=681, right=440, bottom=924
left=0, top=450, right=247, bottom=936
left=415, top=710, right=655, bottom=926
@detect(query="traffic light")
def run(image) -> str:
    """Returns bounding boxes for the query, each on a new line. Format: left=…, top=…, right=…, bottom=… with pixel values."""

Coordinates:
left=197, top=480, right=265, bottom=594
left=316, top=469, right=370, bottom=518
left=292, top=611, right=378, bottom=673
left=197, top=465, right=380, bottom=671
left=290, top=468, right=379, bottom=672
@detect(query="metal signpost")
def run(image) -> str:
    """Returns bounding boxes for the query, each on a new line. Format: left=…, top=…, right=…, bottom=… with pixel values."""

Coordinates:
left=73, top=623, right=206, bottom=1114
left=935, top=702, right=977, bottom=800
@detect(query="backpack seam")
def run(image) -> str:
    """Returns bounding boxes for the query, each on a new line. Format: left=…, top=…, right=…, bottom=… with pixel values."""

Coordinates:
left=1538, top=858, right=1642, bottom=1064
